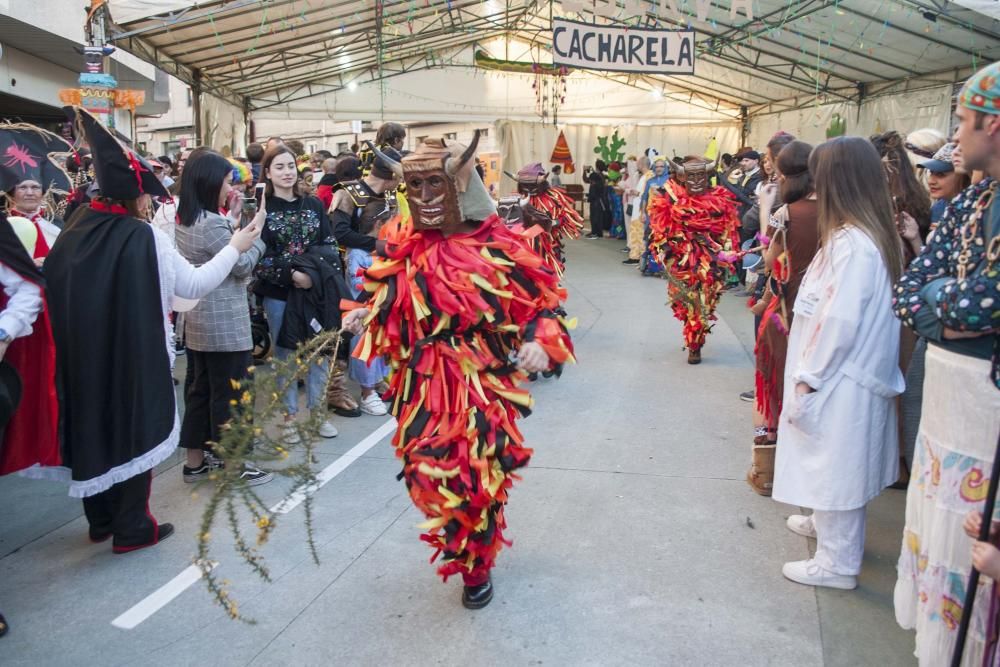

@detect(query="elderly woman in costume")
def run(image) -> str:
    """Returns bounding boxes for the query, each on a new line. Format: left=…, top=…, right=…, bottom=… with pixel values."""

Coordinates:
left=344, top=133, right=574, bottom=609
left=648, top=157, right=741, bottom=364
left=23, top=107, right=262, bottom=554
left=0, top=124, right=67, bottom=481
left=0, top=123, right=72, bottom=265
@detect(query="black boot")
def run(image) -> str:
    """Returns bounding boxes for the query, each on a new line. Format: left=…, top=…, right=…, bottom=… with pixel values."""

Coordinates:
left=462, top=575, right=494, bottom=610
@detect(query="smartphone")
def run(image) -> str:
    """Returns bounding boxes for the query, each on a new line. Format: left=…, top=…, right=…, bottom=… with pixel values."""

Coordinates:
left=254, top=182, right=266, bottom=210
left=240, top=196, right=257, bottom=227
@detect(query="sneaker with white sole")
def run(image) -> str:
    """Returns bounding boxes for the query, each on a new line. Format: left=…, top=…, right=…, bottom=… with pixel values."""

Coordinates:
left=282, top=423, right=301, bottom=445
left=182, top=453, right=225, bottom=483
left=782, top=559, right=857, bottom=590
left=786, top=514, right=817, bottom=539
left=360, top=393, right=388, bottom=416
left=239, top=464, right=274, bottom=486
left=317, top=419, right=338, bottom=438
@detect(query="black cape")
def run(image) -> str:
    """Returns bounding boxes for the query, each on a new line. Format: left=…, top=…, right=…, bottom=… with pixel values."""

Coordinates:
left=44, top=205, right=175, bottom=492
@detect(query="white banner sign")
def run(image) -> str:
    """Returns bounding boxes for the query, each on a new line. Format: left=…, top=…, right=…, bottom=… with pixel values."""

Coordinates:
left=551, top=19, right=695, bottom=75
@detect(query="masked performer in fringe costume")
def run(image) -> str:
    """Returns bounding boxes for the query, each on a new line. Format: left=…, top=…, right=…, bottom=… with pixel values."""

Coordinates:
left=499, top=163, right=581, bottom=279
left=514, top=163, right=583, bottom=263
left=343, top=133, right=575, bottom=610
left=649, top=157, right=741, bottom=365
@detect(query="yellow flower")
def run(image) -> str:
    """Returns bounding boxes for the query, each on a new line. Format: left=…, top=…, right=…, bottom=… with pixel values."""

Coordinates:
left=230, top=379, right=241, bottom=390
left=257, top=516, right=271, bottom=529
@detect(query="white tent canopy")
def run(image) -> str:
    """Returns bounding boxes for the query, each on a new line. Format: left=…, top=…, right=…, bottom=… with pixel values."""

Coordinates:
left=106, top=0, right=999, bottom=161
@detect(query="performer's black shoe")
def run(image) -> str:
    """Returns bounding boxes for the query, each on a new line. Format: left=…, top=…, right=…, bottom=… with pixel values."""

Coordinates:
left=622, top=258, right=639, bottom=264
left=112, top=523, right=175, bottom=554
left=89, top=528, right=112, bottom=544
left=462, top=576, right=494, bottom=610
left=687, top=349, right=702, bottom=365
left=527, top=372, right=538, bottom=382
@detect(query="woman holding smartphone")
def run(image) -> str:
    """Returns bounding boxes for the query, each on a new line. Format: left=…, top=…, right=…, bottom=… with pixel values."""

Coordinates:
left=253, top=144, right=339, bottom=441
left=175, top=151, right=273, bottom=485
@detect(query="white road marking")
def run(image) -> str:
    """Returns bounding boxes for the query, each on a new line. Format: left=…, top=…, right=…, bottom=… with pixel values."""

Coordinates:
left=111, top=418, right=396, bottom=629
left=270, top=419, right=397, bottom=514
left=112, top=562, right=217, bottom=630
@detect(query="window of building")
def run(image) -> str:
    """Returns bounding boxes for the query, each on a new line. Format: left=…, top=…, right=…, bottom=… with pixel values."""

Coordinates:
left=337, top=141, right=349, bottom=154
left=477, top=128, right=490, bottom=137
left=444, top=132, right=457, bottom=140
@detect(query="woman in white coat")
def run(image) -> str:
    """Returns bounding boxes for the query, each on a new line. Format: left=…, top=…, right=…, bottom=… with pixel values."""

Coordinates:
left=772, top=136, right=905, bottom=590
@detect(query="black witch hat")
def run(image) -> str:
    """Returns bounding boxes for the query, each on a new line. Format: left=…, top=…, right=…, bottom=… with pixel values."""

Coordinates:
left=0, top=123, right=72, bottom=195
left=64, top=106, right=167, bottom=200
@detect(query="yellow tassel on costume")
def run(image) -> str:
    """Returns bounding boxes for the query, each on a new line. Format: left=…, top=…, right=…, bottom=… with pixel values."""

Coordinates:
left=469, top=273, right=513, bottom=298
left=432, top=313, right=451, bottom=336
left=481, top=247, right=515, bottom=267
left=358, top=332, right=373, bottom=362
left=438, top=485, right=465, bottom=508
left=417, top=516, right=448, bottom=530
left=417, top=462, right=460, bottom=479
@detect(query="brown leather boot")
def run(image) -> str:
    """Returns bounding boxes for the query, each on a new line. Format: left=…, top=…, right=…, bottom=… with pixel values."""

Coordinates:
left=327, top=364, right=361, bottom=417
left=687, top=348, right=701, bottom=365
left=747, top=441, right=776, bottom=497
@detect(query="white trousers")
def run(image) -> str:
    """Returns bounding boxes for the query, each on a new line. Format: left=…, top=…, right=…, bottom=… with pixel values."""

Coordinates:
left=811, top=507, right=867, bottom=575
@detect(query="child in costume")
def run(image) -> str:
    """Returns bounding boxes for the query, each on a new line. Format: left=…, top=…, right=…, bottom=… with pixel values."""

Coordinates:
left=648, top=157, right=741, bottom=364
left=344, top=134, right=575, bottom=609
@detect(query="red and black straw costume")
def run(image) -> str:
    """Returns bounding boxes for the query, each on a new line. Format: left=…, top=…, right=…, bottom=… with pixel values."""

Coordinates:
left=648, top=176, right=740, bottom=355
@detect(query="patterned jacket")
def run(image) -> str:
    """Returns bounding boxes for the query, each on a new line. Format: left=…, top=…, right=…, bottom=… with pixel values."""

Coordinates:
left=893, top=177, right=999, bottom=389
left=175, top=210, right=265, bottom=352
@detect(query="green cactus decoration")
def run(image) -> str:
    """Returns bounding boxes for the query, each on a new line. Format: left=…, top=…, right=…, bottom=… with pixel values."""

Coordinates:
left=593, top=130, right=627, bottom=164
left=826, top=113, right=847, bottom=138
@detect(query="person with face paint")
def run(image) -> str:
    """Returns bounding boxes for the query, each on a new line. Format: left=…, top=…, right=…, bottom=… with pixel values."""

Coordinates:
left=343, top=133, right=575, bottom=610
left=648, top=156, right=741, bottom=365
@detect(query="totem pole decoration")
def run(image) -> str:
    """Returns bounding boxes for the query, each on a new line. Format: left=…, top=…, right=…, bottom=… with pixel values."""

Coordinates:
left=58, top=0, right=145, bottom=129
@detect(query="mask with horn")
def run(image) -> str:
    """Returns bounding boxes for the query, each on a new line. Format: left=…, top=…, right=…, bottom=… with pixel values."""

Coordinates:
left=514, top=162, right=549, bottom=197
left=373, top=131, right=485, bottom=233
left=673, top=156, right=716, bottom=196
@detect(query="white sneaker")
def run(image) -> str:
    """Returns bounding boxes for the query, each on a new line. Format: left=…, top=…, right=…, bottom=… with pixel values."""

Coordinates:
left=282, top=423, right=301, bottom=445
left=317, top=419, right=338, bottom=438
left=360, top=393, right=388, bottom=416
left=786, top=514, right=817, bottom=539
left=782, top=559, right=857, bottom=590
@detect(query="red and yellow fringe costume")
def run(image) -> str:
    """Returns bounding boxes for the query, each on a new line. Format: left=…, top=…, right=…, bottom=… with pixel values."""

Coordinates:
left=648, top=181, right=740, bottom=352
left=354, top=214, right=575, bottom=582
left=527, top=186, right=584, bottom=274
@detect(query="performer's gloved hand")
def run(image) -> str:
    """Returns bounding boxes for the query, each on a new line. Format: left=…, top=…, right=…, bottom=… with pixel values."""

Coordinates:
left=342, top=307, right=370, bottom=335
left=516, top=341, right=549, bottom=373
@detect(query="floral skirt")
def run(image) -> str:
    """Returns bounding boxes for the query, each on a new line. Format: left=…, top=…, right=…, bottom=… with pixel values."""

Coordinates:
left=894, top=344, right=1000, bottom=665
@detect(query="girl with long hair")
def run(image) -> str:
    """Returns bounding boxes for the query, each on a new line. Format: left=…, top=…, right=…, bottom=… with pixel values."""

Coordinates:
left=175, top=151, right=272, bottom=486
left=746, top=140, right=820, bottom=496
left=772, top=136, right=904, bottom=590
left=253, top=145, right=339, bottom=442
